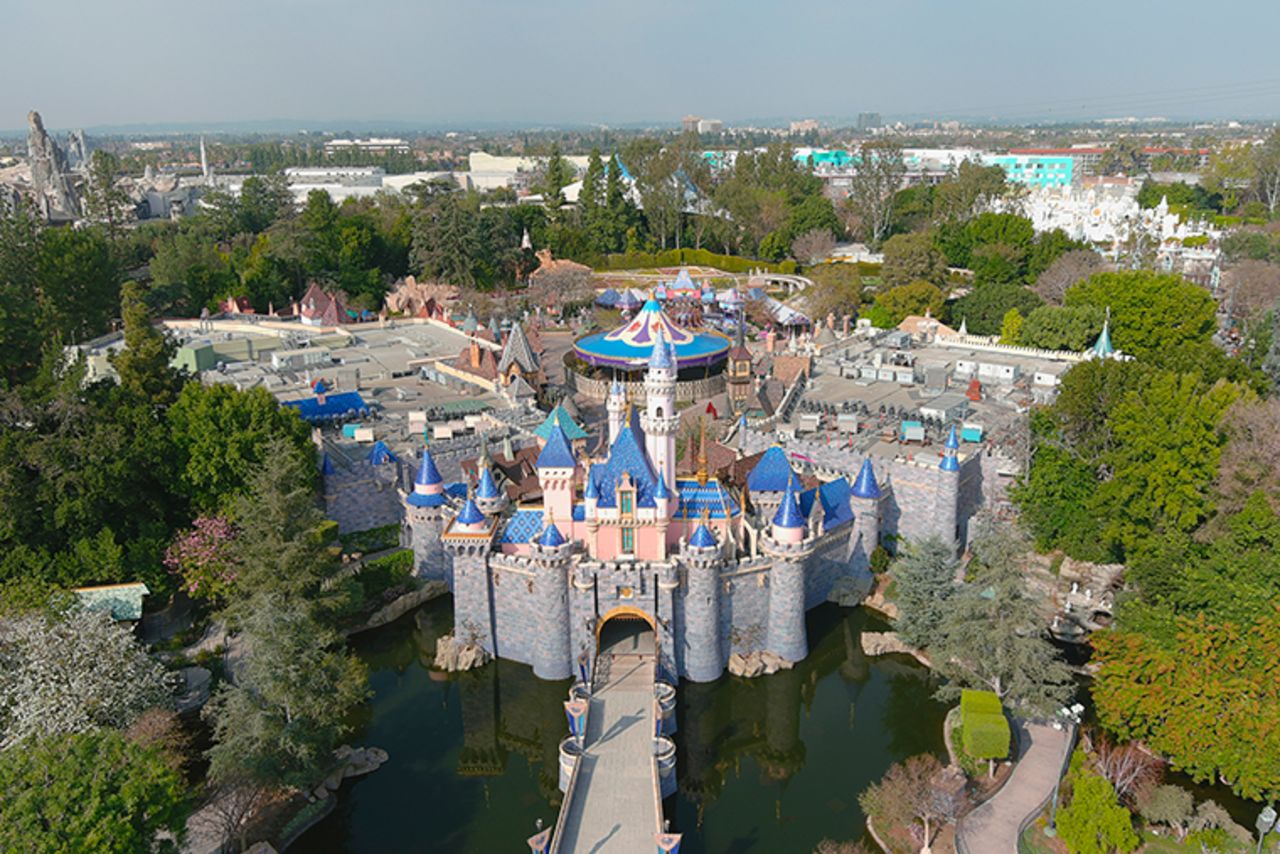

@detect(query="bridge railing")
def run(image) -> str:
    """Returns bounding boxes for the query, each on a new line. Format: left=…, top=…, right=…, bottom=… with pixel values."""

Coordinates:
left=548, top=690, right=592, bottom=854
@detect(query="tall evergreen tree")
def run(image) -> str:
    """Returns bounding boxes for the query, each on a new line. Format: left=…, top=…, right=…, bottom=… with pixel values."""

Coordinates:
left=110, top=281, right=183, bottom=407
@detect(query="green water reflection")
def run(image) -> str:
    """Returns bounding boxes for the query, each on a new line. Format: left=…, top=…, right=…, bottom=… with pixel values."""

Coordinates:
left=296, top=600, right=947, bottom=853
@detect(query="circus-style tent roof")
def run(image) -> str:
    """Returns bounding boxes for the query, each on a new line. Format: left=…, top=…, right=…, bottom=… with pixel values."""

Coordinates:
left=573, top=298, right=730, bottom=369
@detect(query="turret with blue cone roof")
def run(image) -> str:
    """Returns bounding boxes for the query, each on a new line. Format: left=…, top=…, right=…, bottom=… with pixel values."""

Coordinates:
left=935, top=425, right=961, bottom=549
left=584, top=472, right=600, bottom=526
left=689, top=523, right=718, bottom=549
left=682, top=510, right=726, bottom=681
left=1091, top=308, right=1116, bottom=360
left=606, top=377, right=627, bottom=446
left=536, top=414, right=576, bottom=526
left=537, top=520, right=566, bottom=548
left=772, top=473, right=807, bottom=534
left=474, top=462, right=507, bottom=514
left=530, top=512, right=573, bottom=680
left=940, top=424, right=960, bottom=473
left=851, top=458, right=881, bottom=499
left=405, top=444, right=453, bottom=583
left=762, top=473, right=814, bottom=664
left=850, top=458, right=882, bottom=574
left=454, top=494, right=488, bottom=532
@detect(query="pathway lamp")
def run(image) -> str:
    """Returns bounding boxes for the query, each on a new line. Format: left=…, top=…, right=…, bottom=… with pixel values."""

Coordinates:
left=1044, top=703, right=1084, bottom=838
left=1256, top=805, right=1276, bottom=854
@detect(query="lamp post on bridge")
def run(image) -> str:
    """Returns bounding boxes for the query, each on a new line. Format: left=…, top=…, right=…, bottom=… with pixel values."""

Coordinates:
left=1256, top=805, right=1277, bottom=854
left=1043, top=702, right=1084, bottom=838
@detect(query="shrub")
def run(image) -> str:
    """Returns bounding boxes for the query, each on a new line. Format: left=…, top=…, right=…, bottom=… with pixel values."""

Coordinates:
left=962, top=713, right=1011, bottom=762
left=960, top=689, right=1003, bottom=717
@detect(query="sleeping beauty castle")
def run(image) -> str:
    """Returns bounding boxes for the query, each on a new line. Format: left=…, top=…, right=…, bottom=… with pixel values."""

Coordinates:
left=403, top=300, right=972, bottom=683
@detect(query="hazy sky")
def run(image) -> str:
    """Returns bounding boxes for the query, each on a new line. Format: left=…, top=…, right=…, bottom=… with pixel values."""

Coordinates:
left=6, top=0, right=1280, bottom=130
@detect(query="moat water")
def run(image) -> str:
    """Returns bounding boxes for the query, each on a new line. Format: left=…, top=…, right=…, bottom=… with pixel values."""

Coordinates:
left=296, top=599, right=948, bottom=853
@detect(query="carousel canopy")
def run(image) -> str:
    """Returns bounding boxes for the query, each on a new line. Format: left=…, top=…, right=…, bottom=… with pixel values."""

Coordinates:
left=574, top=298, right=730, bottom=369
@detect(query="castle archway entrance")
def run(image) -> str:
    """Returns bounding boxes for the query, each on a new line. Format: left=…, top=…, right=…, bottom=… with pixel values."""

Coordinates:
left=596, top=606, right=656, bottom=657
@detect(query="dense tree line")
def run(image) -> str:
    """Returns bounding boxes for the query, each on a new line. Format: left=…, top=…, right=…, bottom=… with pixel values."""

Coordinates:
left=1012, top=269, right=1280, bottom=800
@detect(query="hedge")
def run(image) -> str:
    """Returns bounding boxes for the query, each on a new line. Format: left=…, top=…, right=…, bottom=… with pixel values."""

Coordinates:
left=960, top=689, right=1010, bottom=762
left=591, top=248, right=797, bottom=275
left=960, top=688, right=1003, bottom=717
left=358, top=549, right=415, bottom=599
left=962, top=713, right=1011, bottom=760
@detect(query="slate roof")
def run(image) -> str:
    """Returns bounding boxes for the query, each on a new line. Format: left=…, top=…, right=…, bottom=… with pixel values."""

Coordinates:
left=535, top=407, right=589, bottom=442
left=456, top=497, right=486, bottom=525
left=477, top=466, right=501, bottom=499
left=498, top=322, right=541, bottom=374
left=368, top=441, right=397, bottom=465
left=500, top=509, right=544, bottom=544
left=536, top=422, right=578, bottom=469
left=798, top=478, right=854, bottom=529
left=747, top=447, right=793, bottom=492
left=283, top=391, right=369, bottom=423
left=689, top=524, right=718, bottom=548
left=851, top=458, right=881, bottom=499
left=415, top=450, right=443, bottom=486
left=773, top=474, right=806, bottom=529
left=537, top=522, right=566, bottom=547
left=675, top=479, right=740, bottom=520
left=586, top=426, right=657, bottom=509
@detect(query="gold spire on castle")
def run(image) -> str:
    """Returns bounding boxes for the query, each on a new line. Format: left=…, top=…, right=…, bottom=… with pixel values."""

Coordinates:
left=696, top=418, right=709, bottom=486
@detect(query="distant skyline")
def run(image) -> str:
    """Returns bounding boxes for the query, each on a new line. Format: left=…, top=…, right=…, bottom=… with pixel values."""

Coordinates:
left=5, top=0, right=1280, bottom=132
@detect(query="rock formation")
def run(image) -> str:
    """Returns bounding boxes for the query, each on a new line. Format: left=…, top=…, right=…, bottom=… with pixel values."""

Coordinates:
left=26, top=111, right=80, bottom=221
left=65, top=128, right=89, bottom=172
left=727, top=650, right=794, bottom=678
left=433, top=633, right=491, bottom=672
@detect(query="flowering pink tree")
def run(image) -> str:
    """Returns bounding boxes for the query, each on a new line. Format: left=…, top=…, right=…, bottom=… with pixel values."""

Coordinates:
left=165, top=515, right=238, bottom=602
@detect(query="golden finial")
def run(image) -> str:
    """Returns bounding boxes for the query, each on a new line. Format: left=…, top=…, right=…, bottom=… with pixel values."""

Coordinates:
left=696, top=418, right=709, bottom=486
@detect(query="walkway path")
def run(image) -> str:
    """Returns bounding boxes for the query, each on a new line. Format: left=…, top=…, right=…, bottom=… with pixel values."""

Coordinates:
left=552, top=651, right=659, bottom=853
left=956, top=721, right=1071, bottom=854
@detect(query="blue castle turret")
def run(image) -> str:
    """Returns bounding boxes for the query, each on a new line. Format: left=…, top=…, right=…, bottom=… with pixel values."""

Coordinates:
left=762, top=473, right=815, bottom=664
left=850, top=458, right=881, bottom=572
left=405, top=446, right=449, bottom=580
left=681, top=520, right=724, bottom=682
left=530, top=518, right=573, bottom=680
left=937, top=426, right=961, bottom=547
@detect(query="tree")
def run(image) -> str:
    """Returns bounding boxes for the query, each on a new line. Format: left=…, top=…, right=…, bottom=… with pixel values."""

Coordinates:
left=846, top=140, right=905, bottom=248
left=875, top=280, right=944, bottom=324
left=999, top=307, right=1023, bottom=345
left=858, top=754, right=965, bottom=850
left=950, top=283, right=1044, bottom=336
left=1202, top=142, right=1256, bottom=214
left=1216, top=398, right=1280, bottom=517
left=880, top=231, right=947, bottom=288
left=0, top=610, right=175, bottom=747
left=1136, top=785, right=1193, bottom=841
left=933, top=528, right=1074, bottom=714
left=1251, top=128, right=1280, bottom=217
left=0, top=730, right=188, bottom=854
left=1092, top=733, right=1163, bottom=803
left=1064, top=271, right=1216, bottom=360
left=804, top=264, right=862, bottom=321
left=1221, top=259, right=1280, bottom=323
left=1020, top=305, right=1105, bottom=351
left=82, top=150, right=131, bottom=245
left=204, top=594, right=367, bottom=790
left=164, top=515, right=239, bottom=603
left=1092, top=372, right=1240, bottom=559
left=218, top=439, right=334, bottom=622
left=1092, top=609, right=1280, bottom=801
left=538, top=143, right=574, bottom=209
left=110, top=280, right=184, bottom=406
left=236, top=174, right=293, bottom=234
left=148, top=229, right=237, bottom=314
left=931, top=161, right=1010, bottom=223
left=167, top=383, right=312, bottom=513
left=791, top=228, right=836, bottom=266
left=1034, top=249, right=1108, bottom=305
left=889, top=537, right=957, bottom=649
left=1056, top=770, right=1140, bottom=854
